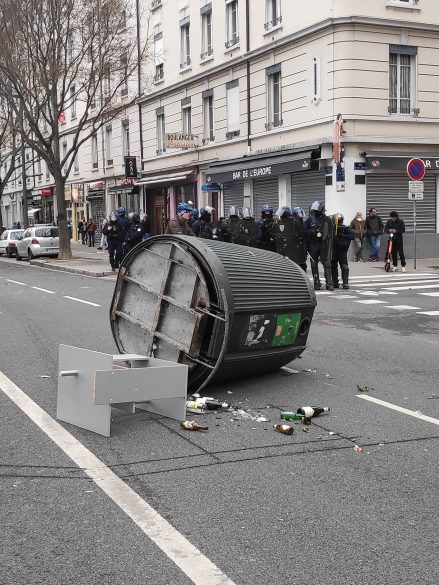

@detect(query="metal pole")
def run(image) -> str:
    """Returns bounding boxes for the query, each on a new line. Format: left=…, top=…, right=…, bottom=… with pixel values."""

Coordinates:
left=413, top=199, right=417, bottom=270
left=21, top=120, right=29, bottom=229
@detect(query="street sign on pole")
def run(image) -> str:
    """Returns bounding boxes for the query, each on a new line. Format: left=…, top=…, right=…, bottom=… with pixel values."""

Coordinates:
left=407, top=158, right=426, bottom=181
left=408, top=180, right=424, bottom=192
left=408, top=192, right=424, bottom=201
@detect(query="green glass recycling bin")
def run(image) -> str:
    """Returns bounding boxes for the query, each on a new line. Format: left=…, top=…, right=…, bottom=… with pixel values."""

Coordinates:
left=110, top=235, right=317, bottom=392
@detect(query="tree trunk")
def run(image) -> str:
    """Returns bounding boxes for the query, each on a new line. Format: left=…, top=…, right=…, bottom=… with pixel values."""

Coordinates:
left=54, top=172, right=72, bottom=260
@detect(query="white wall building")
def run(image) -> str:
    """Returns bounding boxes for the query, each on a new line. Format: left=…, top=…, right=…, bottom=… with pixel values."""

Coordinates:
left=137, top=0, right=439, bottom=256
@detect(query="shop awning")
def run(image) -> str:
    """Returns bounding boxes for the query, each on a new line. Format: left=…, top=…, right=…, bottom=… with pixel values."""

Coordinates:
left=205, top=151, right=314, bottom=183
left=136, top=172, right=193, bottom=186
left=366, top=151, right=439, bottom=171
left=27, top=208, right=41, bottom=216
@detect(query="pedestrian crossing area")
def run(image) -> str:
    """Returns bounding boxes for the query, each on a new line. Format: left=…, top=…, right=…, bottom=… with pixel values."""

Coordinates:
left=314, top=272, right=439, bottom=316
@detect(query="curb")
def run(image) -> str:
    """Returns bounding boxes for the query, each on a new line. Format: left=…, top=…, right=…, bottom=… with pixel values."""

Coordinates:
left=29, top=259, right=115, bottom=278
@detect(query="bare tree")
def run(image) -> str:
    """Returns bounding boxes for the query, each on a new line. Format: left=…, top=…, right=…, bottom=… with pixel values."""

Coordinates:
left=0, top=97, right=21, bottom=229
left=0, top=0, right=151, bottom=259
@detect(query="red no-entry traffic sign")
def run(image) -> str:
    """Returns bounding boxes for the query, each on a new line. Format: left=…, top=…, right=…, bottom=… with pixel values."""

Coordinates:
left=407, top=158, right=426, bottom=181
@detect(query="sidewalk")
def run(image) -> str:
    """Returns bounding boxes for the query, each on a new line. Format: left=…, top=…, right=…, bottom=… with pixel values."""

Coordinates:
left=29, top=240, right=116, bottom=277
left=28, top=239, right=439, bottom=279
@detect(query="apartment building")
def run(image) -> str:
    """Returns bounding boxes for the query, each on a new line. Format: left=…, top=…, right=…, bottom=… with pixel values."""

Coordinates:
left=138, top=0, right=439, bottom=255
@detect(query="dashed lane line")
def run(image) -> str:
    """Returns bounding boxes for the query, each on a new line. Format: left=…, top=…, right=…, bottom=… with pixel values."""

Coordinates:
left=63, top=296, right=101, bottom=307
left=354, top=299, right=388, bottom=305
left=357, top=394, right=439, bottom=426
left=387, top=305, right=421, bottom=311
left=32, top=287, right=56, bottom=294
left=5, top=279, right=27, bottom=286
left=0, top=371, right=237, bottom=585
left=353, top=279, right=439, bottom=288
left=417, top=311, right=439, bottom=316
left=384, top=284, right=439, bottom=292
left=418, top=292, right=439, bottom=297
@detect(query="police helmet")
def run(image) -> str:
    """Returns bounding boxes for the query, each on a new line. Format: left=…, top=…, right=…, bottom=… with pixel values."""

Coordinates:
left=132, top=213, right=141, bottom=223
left=200, top=206, right=215, bottom=218
left=261, top=205, right=273, bottom=217
left=128, top=212, right=134, bottom=221
left=242, top=207, right=254, bottom=219
left=109, top=211, right=118, bottom=222
left=228, top=206, right=240, bottom=218
left=191, top=209, right=199, bottom=219
left=310, top=201, right=325, bottom=214
left=118, top=206, right=126, bottom=216
left=275, top=206, right=291, bottom=218
left=292, top=207, right=305, bottom=218
left=177, top=202, right=193, bottom=216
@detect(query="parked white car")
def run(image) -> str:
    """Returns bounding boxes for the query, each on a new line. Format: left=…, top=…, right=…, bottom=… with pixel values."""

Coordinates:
left=16, top=225, right=59, bottom=260
left=0, top=229, right=25, bottom=257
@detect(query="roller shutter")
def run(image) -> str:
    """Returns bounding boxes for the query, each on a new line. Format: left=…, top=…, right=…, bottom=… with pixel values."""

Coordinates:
left=253, top=177, right=279, bottom=216
left=291, top=171, right=325, bottom=214
left=223, top=181, right=244, bottom=215
left=367, top=174, right=436, bottom=232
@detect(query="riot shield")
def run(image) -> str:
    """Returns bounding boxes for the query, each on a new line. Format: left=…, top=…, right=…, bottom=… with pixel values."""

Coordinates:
left=234, top=219, right=259, bottom=247
left=290, top=217, right=307, bottom=265
left=320, top=215, right=334, bottom=263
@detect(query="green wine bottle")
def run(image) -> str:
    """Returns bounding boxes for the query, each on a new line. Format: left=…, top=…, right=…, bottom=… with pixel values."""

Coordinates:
left=280, top=411, right=304, bottom=421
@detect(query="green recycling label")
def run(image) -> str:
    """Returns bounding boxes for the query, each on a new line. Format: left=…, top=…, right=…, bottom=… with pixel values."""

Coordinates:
left=271, top=313, right=302, bottom=347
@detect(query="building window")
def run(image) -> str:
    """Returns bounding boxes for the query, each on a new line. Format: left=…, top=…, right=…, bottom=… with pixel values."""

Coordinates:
left=203, top=93, right=214, bottom=143
left=387, top=0, right=419, bottom=7
left=105, top=125, right=113, bottom=166
left=122, top=119, right=130, bottom=157
left=70, top=85, right=76, bottom=119
left=225, top=0, right=239, bottom=49
left=180, top=21, right=191, bottom=69
left=226, top=81, right=240, bottom=139
left=156, top=111, right=166, bottom=154
left=45, top=162, right=50, bottom=179
left=91, top=133, right=98, bottom=169
left=74, top=153, right=79, bottom=174
left=201, top=6, right=213, bottom=60
left=62, top=141, right=68, bottom=174
left=266, top=65, right=282, bottom=129
left=265, top=0, right=282, bottom=30
left=120, top=52, right=128, bottom=96
left=389, top=45, right=417, bottom=115
left=182, top=105, right=192, bottom=134
left=36, top=157, right=42, bottom=182
left=154, top=30, right=164, bottom=82
left=311, top=57, right=321, bottom=104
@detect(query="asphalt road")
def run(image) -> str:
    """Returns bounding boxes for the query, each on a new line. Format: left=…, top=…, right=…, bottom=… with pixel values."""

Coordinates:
left=1, top=258, right=438, bottom=585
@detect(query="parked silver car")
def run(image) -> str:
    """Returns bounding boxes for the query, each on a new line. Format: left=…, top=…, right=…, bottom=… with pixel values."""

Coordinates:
left=16, top=225, right=59, bottom=260
left=0, top=229, right=25, bottom=257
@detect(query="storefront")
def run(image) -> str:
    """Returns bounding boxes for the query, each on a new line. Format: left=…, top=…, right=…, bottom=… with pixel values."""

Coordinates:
left=108, top=181, right=141, bottom=215
left=136, top=168, right=198, bottom=235
left=205, top=148, right=322, bottom=216
left=31, top=186, right=54, bottom=224
left=365, top=151, right=439, bottom=256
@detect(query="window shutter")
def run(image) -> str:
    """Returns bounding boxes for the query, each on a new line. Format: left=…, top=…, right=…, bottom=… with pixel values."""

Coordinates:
left=227, top=84, right=240, bottom=132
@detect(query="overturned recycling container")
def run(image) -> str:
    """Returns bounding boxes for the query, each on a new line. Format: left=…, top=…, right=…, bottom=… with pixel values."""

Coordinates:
left=110, top=236, right=317, bottom=392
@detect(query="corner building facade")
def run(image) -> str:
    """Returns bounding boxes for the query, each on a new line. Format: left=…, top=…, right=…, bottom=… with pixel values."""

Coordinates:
left=139, top=0, right=439, bottom=256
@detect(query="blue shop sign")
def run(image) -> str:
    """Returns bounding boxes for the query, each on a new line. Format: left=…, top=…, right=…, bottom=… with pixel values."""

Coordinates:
left=202, top=183, right=222, bottom=191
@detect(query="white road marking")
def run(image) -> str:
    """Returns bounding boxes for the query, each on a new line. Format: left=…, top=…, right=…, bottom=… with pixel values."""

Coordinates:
left=349, top=273, right=434, bottom=281
left=0, top=371, right=237, bottom=585
left=64, top=296, right=101, bottom=307
left=32, top=287, right=56, bottom=294
left=353, top=290, right=399, bottom=296
left=315, top=291, right=334, bottom=295
left=418, top=292, right=439, bottom=297
left=387, top=305, right=421, bottom=311
left=417, top=311, right=439, bottom=316
left=357, top=394, right=439, bottom=426
left=384, top=284, right=439, bottom=292
left=353, top=279, right=439, bottom=288
left=354, top=299, right=388, bottom=304
left=6, top=279, right=27, bottom=286
left=329, top=295, right=359, bottom=299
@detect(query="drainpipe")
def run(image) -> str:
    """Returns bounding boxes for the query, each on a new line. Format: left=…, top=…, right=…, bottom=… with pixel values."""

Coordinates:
left=136, top=0, right=144, bottom=196
left=246, top=0, right=251, bottom=152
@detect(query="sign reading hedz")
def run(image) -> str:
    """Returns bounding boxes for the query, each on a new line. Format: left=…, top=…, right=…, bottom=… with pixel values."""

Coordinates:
left=167, top=133, right=197, bottom=149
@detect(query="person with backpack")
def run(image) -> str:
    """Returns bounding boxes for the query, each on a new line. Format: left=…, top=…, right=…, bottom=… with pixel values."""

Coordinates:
left=86, top=219, right=97, bottom=247
left=124, top=214, right=145, bottom=252
left=102, top=211, right=124, bottom=271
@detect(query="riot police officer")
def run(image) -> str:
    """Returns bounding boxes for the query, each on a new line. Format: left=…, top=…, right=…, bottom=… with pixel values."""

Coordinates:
left=331, top=213, right=354, bottom=289
left=220, top=206, right=240, bottom=242
left=230, top=207, right=261, bottom=247
left=192, top=206, right=217, bottom=239
left=304, top=201, right=334, bottom=290
left=258, top=205, right=276, bottom=251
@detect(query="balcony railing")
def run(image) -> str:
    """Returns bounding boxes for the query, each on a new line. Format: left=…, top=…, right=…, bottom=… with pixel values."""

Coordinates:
left=264, top=15, right=282, bottom=31
left=226, top=130, right=240, bottom=140
left=151, top=0, right=162, bottom=9
left=202, top=135, right=215, bottom=145
left=225, top=35, right=239, bottom=49
left=200, top=48, right=213, bottom=61
left=153, top=70, right=164, bottom=83
left=180, top=57, right=191, bottom=69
